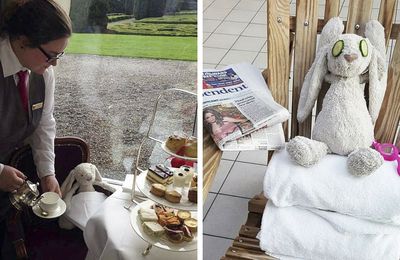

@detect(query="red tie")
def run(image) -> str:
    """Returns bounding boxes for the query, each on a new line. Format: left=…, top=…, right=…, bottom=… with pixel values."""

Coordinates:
left=17, top=70, right=29, bottom=111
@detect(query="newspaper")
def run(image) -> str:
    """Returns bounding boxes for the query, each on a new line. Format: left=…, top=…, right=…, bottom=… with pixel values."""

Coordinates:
left=203, top=63, right=289, bottom=151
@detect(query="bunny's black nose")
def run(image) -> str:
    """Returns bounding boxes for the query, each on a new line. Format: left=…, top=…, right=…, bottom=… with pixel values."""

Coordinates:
left=344, top=53, right=358, bottom=62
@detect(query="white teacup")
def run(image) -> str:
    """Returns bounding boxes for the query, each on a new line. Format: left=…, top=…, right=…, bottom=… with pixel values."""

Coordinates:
left=39, top=192, right=60, bottom=214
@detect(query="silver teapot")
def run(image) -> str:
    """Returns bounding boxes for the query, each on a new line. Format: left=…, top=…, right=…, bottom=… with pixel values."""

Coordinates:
left=9, top=180, right=41, bottom=210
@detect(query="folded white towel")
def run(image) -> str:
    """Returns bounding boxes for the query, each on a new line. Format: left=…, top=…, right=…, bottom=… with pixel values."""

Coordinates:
left=308, top=208, right=400, bottom=235
left=264, top=148, right=400, bottom=224
left=258, top=201, right=400, bottom=260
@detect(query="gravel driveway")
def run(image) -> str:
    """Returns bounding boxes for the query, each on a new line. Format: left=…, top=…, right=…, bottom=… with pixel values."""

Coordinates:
left=53, top=54, right=197, bottom=180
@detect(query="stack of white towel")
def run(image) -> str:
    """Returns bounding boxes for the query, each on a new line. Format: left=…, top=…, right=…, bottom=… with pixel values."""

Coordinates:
left=258, top=148, right=400, bottom=260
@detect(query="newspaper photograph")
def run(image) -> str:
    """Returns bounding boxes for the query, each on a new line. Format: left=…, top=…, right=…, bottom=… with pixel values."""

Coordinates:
left=203, top=63, right=289, bottom=151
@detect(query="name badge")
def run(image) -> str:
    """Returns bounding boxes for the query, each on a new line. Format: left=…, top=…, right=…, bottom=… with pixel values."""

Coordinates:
left=32, top=102, right=43, bottom=110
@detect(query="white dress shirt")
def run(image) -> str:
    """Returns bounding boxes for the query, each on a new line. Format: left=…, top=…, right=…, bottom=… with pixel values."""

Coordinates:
left=0, top=37, right=56, bottom=178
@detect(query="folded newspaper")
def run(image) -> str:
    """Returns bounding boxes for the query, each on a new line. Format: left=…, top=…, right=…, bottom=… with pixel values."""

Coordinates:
left=203, top=63, right=289, bottom=151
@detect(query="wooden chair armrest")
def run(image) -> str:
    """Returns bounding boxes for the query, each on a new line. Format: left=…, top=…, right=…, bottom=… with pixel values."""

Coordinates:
left=203, top=130, right=222, bottom=203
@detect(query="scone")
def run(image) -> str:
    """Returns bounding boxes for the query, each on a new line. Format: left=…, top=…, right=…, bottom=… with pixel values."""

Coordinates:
left=165, top=134, right=186, bottom=153
left=150, top=183, right=166, bottom=197
left=184, top=136, right=197, bottom=158
left=142, top=222, right=164, bottom=237
left=188, top=187, right=197, bottom=203
left=165, top=190, right=182, bottom=203
left=138, top=208, right=158, bottom=222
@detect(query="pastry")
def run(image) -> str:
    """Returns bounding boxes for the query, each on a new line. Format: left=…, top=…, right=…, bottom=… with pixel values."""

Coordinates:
left=156, top=164, right=174, bottom=176
left=173, top=170, right=187, bottom=188
left=184, top=218, right=198, bottom=233
left=150, top=183, right=166, bottom=197
left=146, top=165, right=173, bottom=185
left=138, top=208, right=158, bottom=222
left=165, top=190, right=182, bottom=203
left=142, top=222, right=164, bottom=237
left=190, top=175, right=198, bottom=188
left=180, top=165, right=195, bottom=185
left=184, top=136, right=197, bottom=158
left=165, top=134, right=186, bottom=153
left=177, top=210, right=191, bottom=222
left=188, top=187, right=197, bottom=203
left=158, top=214, right=180, bottom=227
left=153, top=204, right=174, bottom=216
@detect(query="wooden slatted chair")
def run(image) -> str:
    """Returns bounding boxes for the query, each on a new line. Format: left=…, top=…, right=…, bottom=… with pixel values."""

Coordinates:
left=202, top=0, right=400, bottom=259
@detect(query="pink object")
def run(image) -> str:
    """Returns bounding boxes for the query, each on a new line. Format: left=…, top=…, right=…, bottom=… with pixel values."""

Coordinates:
left=17, top=70, right=29, bottom=111
left=372, top=141, right=400, bottom=175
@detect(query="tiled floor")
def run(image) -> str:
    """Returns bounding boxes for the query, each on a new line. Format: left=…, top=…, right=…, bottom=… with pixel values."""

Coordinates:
left=203, top=0, right=400, bottom=259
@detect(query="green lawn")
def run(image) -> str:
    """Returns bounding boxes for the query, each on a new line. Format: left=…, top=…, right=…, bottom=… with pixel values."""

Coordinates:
left=66, top=33, right=197, bottom=61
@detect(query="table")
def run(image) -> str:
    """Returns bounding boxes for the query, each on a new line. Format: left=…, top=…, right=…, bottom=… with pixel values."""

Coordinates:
left=83, top=190, right=197, bottom=260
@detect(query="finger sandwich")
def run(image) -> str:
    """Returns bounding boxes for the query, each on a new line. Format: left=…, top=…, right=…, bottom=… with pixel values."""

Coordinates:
left=142, top=222, right=165, bottom=237
left=138, top=208, right=158, bottom=222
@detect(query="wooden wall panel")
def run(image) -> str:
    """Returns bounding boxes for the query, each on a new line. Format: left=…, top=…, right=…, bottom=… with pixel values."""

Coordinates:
left=378, top=0, right=398, bottom=47
left=345, top=0, right=373, bottom=35
left=375, top=33, right=400, bottom=143
left=267, top=0, right=290, bottom=137
left=291, top=0, right=318, bottom=138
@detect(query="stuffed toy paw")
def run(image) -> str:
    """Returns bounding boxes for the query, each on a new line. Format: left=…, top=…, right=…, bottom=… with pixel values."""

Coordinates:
left=287, top=17, right=387, bottom=176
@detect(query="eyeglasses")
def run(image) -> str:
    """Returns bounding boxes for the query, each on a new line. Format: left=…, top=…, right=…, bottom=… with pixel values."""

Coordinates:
left=38, top=46, right=64, bottom=63
left=372, top=141, right=400, bottom=176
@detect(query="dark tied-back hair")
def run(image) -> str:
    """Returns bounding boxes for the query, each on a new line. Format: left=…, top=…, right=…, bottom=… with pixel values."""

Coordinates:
left=0, top=0, right=72, bottom=47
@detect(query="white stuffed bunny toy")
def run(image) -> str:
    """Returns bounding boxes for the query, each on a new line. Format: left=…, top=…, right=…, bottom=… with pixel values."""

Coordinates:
left=287, top=17, right=387, bottom=176
left=58, top=163, right=116, bottom=229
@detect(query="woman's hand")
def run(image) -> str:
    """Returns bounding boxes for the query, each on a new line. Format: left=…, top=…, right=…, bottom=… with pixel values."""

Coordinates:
left=40, top=175, right=61, bottom=197
left=0, top=165, right=26, bottom=192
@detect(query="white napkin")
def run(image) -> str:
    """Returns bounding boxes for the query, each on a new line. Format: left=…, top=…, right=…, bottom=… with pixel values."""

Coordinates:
left=64, top=191, right=107, bottom=230
left=258, top=201, right=400, bottom=260
left=264, top=148, right=400, bottom=224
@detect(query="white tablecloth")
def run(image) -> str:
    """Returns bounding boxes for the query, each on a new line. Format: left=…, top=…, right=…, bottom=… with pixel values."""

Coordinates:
left=83, top=191, right=197, bottom=260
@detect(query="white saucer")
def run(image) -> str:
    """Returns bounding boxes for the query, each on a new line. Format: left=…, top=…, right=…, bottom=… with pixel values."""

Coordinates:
left=32, top=199, right=67, bottom=219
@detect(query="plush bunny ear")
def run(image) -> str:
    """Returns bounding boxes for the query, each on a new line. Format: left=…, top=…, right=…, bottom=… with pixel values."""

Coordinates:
left=368, top=49, right=387, bottom=123
left=318, top=17, right=344, bottom=50
left=60, top=168, right=77, bottom=198
left=297, top=48, right=328, bottom=122
left=365, top=20, right=387, bottom=123
left=297, top=17, right=343, bottom=122
left=365, top=20, right=386, bottom=62
left=93, top=164, right=102, bottom=183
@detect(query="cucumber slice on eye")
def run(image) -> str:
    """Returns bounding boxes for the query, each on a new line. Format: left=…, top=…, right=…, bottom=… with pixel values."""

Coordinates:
left=360, top=39, right=368, bottom=57
left=332, top=40, right=344, bottom=57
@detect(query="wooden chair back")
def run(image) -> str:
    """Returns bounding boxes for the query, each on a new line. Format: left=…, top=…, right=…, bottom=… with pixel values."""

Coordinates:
left=221, top=0, right=400, bottom=259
